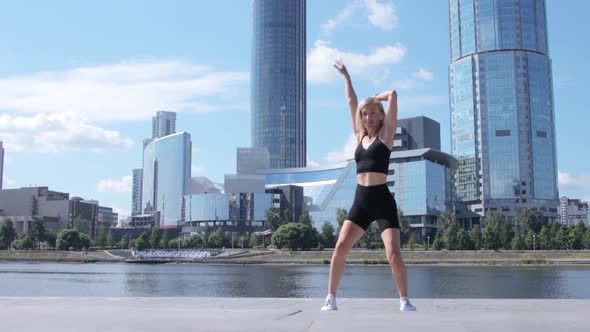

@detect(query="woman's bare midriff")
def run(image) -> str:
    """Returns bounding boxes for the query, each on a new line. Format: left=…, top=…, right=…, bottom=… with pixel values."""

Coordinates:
left=356, top=172, right=387, bottom=186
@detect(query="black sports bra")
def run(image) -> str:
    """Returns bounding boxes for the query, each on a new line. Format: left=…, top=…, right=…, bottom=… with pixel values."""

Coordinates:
left=354, top=135, right=391, bottom=175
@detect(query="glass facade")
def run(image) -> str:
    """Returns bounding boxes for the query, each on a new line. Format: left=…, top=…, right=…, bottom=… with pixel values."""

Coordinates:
left=251, top=0, right=306, bottom=168
left=185, top=193, right=274, bottom=224
left=449, top=0, right=558, bottom=218
left=142, top=132, right=191, bottom=228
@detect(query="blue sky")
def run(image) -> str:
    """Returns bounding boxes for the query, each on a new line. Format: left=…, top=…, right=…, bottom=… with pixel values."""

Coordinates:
left=0, top=0, right=588, bottom=219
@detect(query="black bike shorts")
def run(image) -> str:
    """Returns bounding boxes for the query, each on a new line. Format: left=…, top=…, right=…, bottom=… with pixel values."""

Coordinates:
left=346, top=183, right=400, bottom=232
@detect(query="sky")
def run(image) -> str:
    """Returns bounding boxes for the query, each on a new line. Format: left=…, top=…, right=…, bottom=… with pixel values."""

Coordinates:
left=0, top=0, right=589, bottom=220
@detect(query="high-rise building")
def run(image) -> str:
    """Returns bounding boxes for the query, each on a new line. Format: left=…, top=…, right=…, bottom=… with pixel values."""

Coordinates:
left=449, top=0, right=558, bottom=220
left=142, top=132, right=191, bottom=228
left=132, top=169, right=143, bottom=215
left=394, top=117, right=441, bottom=152
left=251, top=0, right=306, bottom=169
left=152, top=111, right=176, bottom=139
left=0, top=141, right=4, bottom=190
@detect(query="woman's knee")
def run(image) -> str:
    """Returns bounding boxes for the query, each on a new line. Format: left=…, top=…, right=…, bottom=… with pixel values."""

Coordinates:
left=386, top=251, right=403, bottom=265
left=334, top=240, right=352, bottom=256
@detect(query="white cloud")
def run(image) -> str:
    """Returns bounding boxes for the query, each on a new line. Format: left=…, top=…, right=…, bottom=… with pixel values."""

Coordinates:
left=393, top=79, right=416, bottom=90
left=558, top=171, right=590, bottom=191
left=307, top=40, right=407, bottom=84
left=307, top=157, right=320, bottom=167
left=97, top=175, right=132, bottom=193
left=325, top=134, right=358, bottom=163
left=413, top=68, right=434, bottom=81
left=0, top=112, right=133, bottom=153
left=0, top=59, right=249, bottom=122
left=364, top=0, right=398, bottom=31
left=321, top=1, right=362, bottom=34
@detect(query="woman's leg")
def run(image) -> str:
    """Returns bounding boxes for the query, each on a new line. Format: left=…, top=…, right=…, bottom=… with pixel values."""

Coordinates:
left=327, top=220, right=365, bottom=295
left=380, top=228, right=408, bottom=297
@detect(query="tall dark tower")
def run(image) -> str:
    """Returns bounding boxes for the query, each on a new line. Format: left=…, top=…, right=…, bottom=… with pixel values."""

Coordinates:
left=251, top=0, right=306, bottom=168
left=449, top=0, right=559, bottom=220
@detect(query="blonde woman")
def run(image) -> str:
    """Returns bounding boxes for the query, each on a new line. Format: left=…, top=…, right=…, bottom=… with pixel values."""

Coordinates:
left=321, top=60, right=416, bottom=312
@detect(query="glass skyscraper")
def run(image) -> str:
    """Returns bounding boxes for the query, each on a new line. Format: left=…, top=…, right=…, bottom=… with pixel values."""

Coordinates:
left=251, top=0, right=306, bottom=168
left=449, top=0, right=558, bottom=219
left=142, top=132, right=191, bottom=228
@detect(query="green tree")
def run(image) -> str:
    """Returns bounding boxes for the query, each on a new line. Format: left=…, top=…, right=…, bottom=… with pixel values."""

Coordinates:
left=299, top=212, right=312, bottom=227
left=554, top=224, right=568, bottom=250
left=73, top=216, right=91, bottom=235
left=407, top=232, right=419, bottom=250
left=434, top=211, right=460, bottom=250
left=265, top=207, right=282, bottom=232
left=150, top=226, right=160, bottom=249
left=208, top=228, right=228, bottom=248
left=320, top=221, right=336, bottom=248
left=132, top=232, right=149, bottom=251
left=106, top=230, right=115, bottom=248
left=119, top=233, right=131, bottom=249
left=482, top=211, right=505, bottom=250
left=96, top=225, right=107, bottom=247
left=399, top=212, right=411, bottom=248
left=271, top=222, right=314, bottom=251
left=56, top=229, right=88, bottom=250
left=249, top=234, right=262, bottom=248
left=470, top=226, right=482, bottom=250
left=159, top=230, right=170, bottom=248
left=203, top=225, right=212, bottom=247
left=12, top=235, right=34, bottom=250
left=524, top=229, right=536, bottom=250
left=584, top=228, right=590, bottom=249
left=184, top=234, right=205, bottom=248
left=456, top=228, right=472, bottom=250
left=567, top=221, right=586, bottom=250
left=45, top=232, right=57, bottom=248
left=539, top=226, right=551, bottom=250
left=511, top=234, right=525, bottom=250
left=336, top=208, right=348, bottom=235
left=499, top=223, right=513, bottom=249
left=30, top=217, right=47, bottom=250
left=0, top=219, right=17, bottom=249
left=514, top=207, right=546, bottom=236
left=282, top=208, right=293, bottom=224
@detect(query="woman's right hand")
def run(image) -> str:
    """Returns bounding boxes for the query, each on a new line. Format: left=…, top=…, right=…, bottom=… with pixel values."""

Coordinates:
left=333, top=59, right=350, bottom=79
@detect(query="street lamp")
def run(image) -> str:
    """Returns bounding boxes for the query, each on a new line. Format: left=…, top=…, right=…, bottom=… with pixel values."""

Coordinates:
left=427, top=236, right=430, bottom=251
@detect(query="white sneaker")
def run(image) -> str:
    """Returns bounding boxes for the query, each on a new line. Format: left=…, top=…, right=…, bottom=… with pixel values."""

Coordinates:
left=400, top=299, right=416, bottom=312
left=321, top=294, right=337, bottom=311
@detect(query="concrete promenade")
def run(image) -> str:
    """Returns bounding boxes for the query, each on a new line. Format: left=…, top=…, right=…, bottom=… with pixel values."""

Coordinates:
left=1, top=297, right=589, bottom=332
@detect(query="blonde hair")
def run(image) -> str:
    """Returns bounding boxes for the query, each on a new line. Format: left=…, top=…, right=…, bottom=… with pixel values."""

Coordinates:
left=355, top=97, right=385, bottom=141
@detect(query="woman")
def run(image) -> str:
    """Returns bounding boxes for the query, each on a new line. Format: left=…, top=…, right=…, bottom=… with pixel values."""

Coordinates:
left=321, top=60, right=416, bottom=312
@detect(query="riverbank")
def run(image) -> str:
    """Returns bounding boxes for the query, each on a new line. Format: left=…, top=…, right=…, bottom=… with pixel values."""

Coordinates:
left=2, top=249, right=590, bottom=265
left=2, top=297, right=589, bottom=332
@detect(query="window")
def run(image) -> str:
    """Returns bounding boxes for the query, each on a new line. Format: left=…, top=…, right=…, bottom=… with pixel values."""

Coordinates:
left=536, top=130, right=547, bottom=138
left=496, top=130, right=511, bottom=137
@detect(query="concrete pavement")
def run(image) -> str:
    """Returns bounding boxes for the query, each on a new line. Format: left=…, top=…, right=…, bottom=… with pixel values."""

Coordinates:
left=1, top=297, right=589, bottom=332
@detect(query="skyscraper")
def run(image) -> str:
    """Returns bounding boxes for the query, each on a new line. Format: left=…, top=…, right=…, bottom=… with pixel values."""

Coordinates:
left=131, top=169, right=143, bottom=215
left=449, top=0, right=558, bottom=219
left=251, top=0, right=306, bottom=168
left=152, top=111, right=176, bottom=139
left=0, top=141, right=4, bottom=190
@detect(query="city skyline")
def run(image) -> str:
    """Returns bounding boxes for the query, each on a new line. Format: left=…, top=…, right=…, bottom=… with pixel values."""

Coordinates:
left=0, top=0, right=588, bottom=219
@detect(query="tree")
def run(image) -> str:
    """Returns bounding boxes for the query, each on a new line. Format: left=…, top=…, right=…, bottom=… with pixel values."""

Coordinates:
left=567, top=221, right=586, bottom=250
left=265, top=207, right=282, bottom=232
left=96, top=225, right=107, bottom=247
left=336, top=208, right=347, bottom=235
left=584, top=228, right=590, bottom=249
left=208, top=227, right=228, bottom=248
left=524, top=229, right=536, bottom=250
left=106, top=230, right=115, bottom=248
left=482, top=211, right=505, bottom=250
left=271, top=222, right=314, bottom=251
left=203, top=225, right=212, bottom=247
left=435, top=211, right=461, bottom=250
left=73, top=216, right=91, bottom=235
left=554, top=224, right=568, bottom=250
left=499, top=223, right=513, bottom=249
left=456, top=228, right=472, bottom=250
left=514, top=208, right=546, bottom=237
left=407, top=232, right=419, bottom=250
left=539, top=226, right=551, bottom=250
left=150, top=226, right=160, bottom=249
left=159, top=230, right=170, bottom=248
left=30, top=217, right=47, bottom=250
left=320, top=221, right=336, bottom=248
left=249, top=234, right=262, bottom=248
left=299, top=212, right=312, bottom=227
left=119, top=233, right=131, bottom=249
left=184, top=234, right=204, bottom=248
left=282, top=208, right=293, bottom=224
left=470, top=226, right=482, bottom=250
left=133, top=232, right=149, bottom=251
left=399, top=211, right=411, bottom=248
left=0, top=219, right=17, bottom=249
left=11, top=235, right=34, bottom=250
left=511, top=234, right=525, bottom=250
left=56, top=229, right=88, bottom=250
left=45, top=232, right=57, bottom=248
